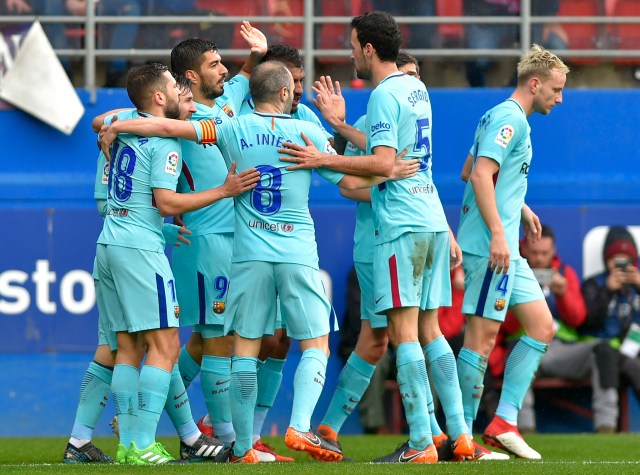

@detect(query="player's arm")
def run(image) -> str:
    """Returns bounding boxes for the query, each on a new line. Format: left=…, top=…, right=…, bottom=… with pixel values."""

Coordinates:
left=153, top=162, right=259, bottom=217
left=237, top=21, right=268, bottom=79
left=469, top=156, right=510, bottom=274
left=340, top=187, right=371, bottom=203
left=280, top=133, right=396, bottom=177
left=99, top=118, right=205, bottom=158
left=460, top=153, right=473, bottom=182
left=91, top=108, right=132, bottom=132
left=334, top=148, right=416, bottom=189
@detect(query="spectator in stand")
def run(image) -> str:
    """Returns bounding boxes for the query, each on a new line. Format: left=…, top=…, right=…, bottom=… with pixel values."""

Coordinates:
left=463, top=0, right=520, bottom=87
left=581, top=226, right=640, bottom=422
left=371, top=0, right=436, bottom=49
left=531, top=0, right=568, bottom=51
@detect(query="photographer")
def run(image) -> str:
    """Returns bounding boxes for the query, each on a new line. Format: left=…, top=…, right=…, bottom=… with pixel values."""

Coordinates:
left=582, top=226, right=640, bottom=417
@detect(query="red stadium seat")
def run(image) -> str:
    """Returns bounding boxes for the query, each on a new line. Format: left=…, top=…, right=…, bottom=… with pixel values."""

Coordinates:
left=609, top=0, right=640, bottom=54
left=266, top=0, right=303, bottom=49
left=436, top=0, right=464, bottom=46
left=318, top=1, right=351, bottom=52
left=556, top=0, right=603, bottom=64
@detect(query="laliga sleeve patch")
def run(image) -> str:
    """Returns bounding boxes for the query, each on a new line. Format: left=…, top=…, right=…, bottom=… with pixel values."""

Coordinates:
left=165, top=151, right=179, bottom=175
left=494, top=125, right=514, bottom=149
left=324, top=141, right=337, bottom=155
left=101, top=161, right=110, bottom=185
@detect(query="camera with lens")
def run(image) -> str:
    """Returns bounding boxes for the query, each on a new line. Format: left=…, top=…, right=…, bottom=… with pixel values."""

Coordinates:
left=613, top=257, right=631, bottom=270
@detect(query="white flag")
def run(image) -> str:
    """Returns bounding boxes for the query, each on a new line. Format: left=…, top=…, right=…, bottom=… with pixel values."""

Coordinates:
left=0, top=21, right=84, bottom=135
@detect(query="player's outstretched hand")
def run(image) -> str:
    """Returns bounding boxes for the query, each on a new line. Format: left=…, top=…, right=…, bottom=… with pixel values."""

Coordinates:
left=223, top=162, right=260, bottom=197
left=312, top=76, right=345, bottom=124
left=240, top=21, right=268, bottom=56
left=389, top=149, right=419, bottom=180
left=280, top=133, right=325, bottom=170
left=488, top=232, right=510, bottom=275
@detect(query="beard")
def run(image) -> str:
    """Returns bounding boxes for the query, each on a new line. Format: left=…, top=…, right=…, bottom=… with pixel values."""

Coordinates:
left=201, top=81, right=223, bottom=101
left=164, top=100, right=181, bottom=120
left=290, top=94, right=302, bottom=113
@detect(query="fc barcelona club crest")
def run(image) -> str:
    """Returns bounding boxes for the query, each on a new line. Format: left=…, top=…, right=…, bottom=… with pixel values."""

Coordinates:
left=213, top=301, right=226, bottom=314
left=494, top=298, right=506, bottom=311
left=174, top=306, right=180, bottom=319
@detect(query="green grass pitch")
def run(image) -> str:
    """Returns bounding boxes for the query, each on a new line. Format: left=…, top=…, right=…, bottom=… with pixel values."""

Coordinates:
left=1, top=434, right=639, bottom=474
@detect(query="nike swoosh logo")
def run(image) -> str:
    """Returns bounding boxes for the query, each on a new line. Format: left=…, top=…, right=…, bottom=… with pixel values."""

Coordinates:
left=216, top=379, right=230, bottom=385
left=302, top=433, right=321, bottom=446
left=173, top=391, right=186, bottom=400
left=348, top=397, right=359, bottom=403
left=375, top=296, right=384, bottom=304
left=399, top=450, right=424, bottom=462
left=316, top=371, right=325, bottom=379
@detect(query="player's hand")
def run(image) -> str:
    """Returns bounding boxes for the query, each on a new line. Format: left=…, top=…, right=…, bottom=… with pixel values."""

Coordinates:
left=449, top=230, right=463, bottom=269
left=240, top=21, right=268, bottom=56
left=312, top=76, right=346, bottom=124
left=280, top=133, right=325, bottom=170
left=175, top=225, right=192, bottom=247
left=522, top=204, right=541, bottom=242
left=222, top=162, right=260, bottom=197
left=173, top=214, right=185, bottom=227
left=489, top=231, right=510, bottom=274
left=98, top=120, right=118, bottom=160
left=389, top=149, right=418, bottom=180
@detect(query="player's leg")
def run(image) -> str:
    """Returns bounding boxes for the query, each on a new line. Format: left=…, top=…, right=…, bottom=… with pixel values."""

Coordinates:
left=64, top=263, right=118, bottom=463
left=318, top=319, right=387, bottom=441
left=277, top=263, right=342, bottom=462
left=417, top=231, right=473, bottom=459
left=318, top=261, right=388, bottom=442
left=226, top=260, right=278, bottom=463
left=483, top=259, right=554, bottom=459
left=113, top=247, right=180, bottom=464
left=179, top=331, right=202, bottom=389
left=371, top=233, right=436, bottom=463
left=253, top=324, right=294, bottom=462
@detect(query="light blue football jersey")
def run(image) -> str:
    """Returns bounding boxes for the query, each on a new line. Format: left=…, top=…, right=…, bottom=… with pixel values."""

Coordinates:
left=97, top=111, right=182, bottom=253
left=366, top=72, right=448, bottom=243
left=176, top=75, right=249, bottom=236
left=94, top=109, right=140, bottom=202
left=457, top=98, right=532, bottom=258
left=193, top=112, right=344, bottom=269
left=348, top=115, right=374, bottom=265
left=240, top=97, right=332, bottom=139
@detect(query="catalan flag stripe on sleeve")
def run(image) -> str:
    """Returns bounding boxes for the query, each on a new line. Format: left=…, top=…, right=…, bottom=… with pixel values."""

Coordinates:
left=200, top=119, right=217, bottom=144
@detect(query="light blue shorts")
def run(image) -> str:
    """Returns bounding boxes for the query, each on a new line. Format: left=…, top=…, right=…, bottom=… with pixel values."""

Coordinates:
left=355, top=261, right=387, bottom=329
left=373, top=231, right=452, bottom=314
left=172, top=233, right=232, bottom=328
left=461, top=252, right=544, bottom=322
left=96, top=277, right=118, bottom=351
left=96, top=244, right=180, bottom=333
left=225, top=261, right=331, bottom=340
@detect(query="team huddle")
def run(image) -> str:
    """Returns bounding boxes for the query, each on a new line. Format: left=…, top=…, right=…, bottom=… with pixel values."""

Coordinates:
left=63, top=10, right=569, bottom=465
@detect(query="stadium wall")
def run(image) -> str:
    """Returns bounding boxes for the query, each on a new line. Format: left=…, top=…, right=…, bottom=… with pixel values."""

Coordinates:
left=1, top=88, right=639, bottom=435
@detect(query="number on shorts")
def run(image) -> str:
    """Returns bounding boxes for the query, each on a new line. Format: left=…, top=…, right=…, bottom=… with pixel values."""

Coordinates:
left=496, top=274, right=509, bottom=295
left=251, top=165, right=282, bottom=215
left=214, top=275, right=228, bottom=299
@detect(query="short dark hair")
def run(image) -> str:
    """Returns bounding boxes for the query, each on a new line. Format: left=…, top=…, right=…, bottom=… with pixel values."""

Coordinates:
left=351, top=11, right=402, bottom=62
left=126, top=63, right=169, bottom=110
left=172, top=73, right=192, bottom=93
left=540, top=224, right=555, bottom=242
left=262, top=44, right=304, bottom=69
left=250, top=61, right=291, bottom=105
left=171, top=38, right=218, bottom=75
left=396, top=50, right=419, bottom=73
